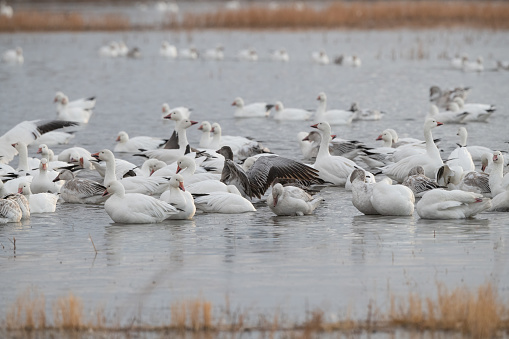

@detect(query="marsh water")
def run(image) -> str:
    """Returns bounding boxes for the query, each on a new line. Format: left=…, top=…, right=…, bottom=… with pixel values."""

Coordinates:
left=0, top=28, right=509, bottom=329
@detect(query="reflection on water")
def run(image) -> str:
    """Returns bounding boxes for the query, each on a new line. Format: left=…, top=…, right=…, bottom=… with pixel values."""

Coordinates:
left=0, top=29, right=508, bottom=326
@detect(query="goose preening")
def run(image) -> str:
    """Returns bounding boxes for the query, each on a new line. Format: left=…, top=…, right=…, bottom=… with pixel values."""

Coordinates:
left=103, top=181, right=177, bottom=223
left=416, top=189, right=491, bottom=219
left=18, top=182, right=58, bottom=214
left=216, top=146, right=320, bottom=199
left=382, top=118, right=444, bottom=183
left=371, top=178, right=415, bottom=216
left=0, top=198, right=22, bottom=223
left=0, top=120, right=78, bottom=165
left=349, top=169, right=378, bottom=215
left=311, top=50, right=329, bottom=65
left=4, top=193, right=30, bottom=219
left=53, top=169, right=107, bottom=204
left=114, top=131, right=166, bottom=153
left=402, top=166, right=440, bottom=198
left=232, top=97, right=274, bottom=118
left=160, top=174, right=196, bottom=219
left=2, top=47, right=23, bottom=64
left=160, top=41, right=178, bottom=58
left=315, top=92, right=356, bottom=125
left=273, top=101, right=313, bottom=121
left=266, top=183, right=324, bottom=216
left=310, top=122, right=357, bottom=186
left=192, top=185, right=256, bottom=213
left=436, top=164, right=490, bottom=197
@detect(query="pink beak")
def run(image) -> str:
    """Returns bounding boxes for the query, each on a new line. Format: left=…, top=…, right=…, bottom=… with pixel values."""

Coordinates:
left=102, top=189, right=109, bottom=197
left=116, top=136, right=121, bottom=141
left=163, top=113, right=172, bottom=119
left=179, top=182, right=185, bottom=191
left=18, top=187, right=23, bottom=194
left=436, top=121, right=444, bottom=126
left=310, top=124, right=318, bottom=129
left=190, top=121, right=198, bottom=126
left=37, top=148, right=42, bottom=153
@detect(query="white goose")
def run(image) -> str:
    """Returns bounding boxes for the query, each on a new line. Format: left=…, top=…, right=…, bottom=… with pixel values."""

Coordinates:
left=34, top=131, right=74, bottom=146
left=12, top=141, right=40, bottom=174
left=160, top=41, right=178, bottom=58
left=204, top=46, right=224, bottom=60
left=488, top=151, right=509, bottom=197
left=370, top=178, right=415, bottom=216
left=176, top=157, right=220, bottom=185
left=53, top=169, right=107, bottom=204
left=2, top=47, right=23, bottom=64
left=299, top=131, right=366, bottom=161
left=56, top=94, right=93, bottom=124
left=315, top=92, right=356, bottom=125
left=311, top=50, right=329, bottom=65
left=436, top=164, right=490, bottom=197
left=30, top=158, right=61, bottom=194
left=160, top=174, right=196, bottom=219
left=382, top=118, right=444, bottom=183
left=273, top=101, right=313, bottom=121
left=114, top=131, right=165, bottom=153
left=448, top=127, right=493, bottom=162
left=237, top=48, right=258, bottom=61
left=453, top=97, right=495, bottom=122
left=161, top=103, right=191, bottom=121
left=54, top=91, right=96, bottom=111
left=193, top=185, right=256, bottom=213
left=208, top=122, right=269, bottom=160
left=489, top=190, right=509, bottom=212
left=18, top=182, right=58, bottom=213
left=270, top=49, right=290, bottom=62
left=232, top=97, right=274, bottom=118
left=198, top=121, right=213, bottom=148
left=462, top=57, right=484, bottom=72
left=427, top=104, right=469, bottom=124
left=311, top=122, right=357, bottom=186
left=103, top=181, right=177, bottom=223
left=0, top=198, right=22, bottom=223
left=416, top=189, right=491, bottom=219
left=349, top=169, right=378, bottom=215
left=266, top=183, right=323, bottom=216
left=350, top=102, right=384, bottom=121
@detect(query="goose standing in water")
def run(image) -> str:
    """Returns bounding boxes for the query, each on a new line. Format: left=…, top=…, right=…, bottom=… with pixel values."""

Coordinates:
left=416, top=189, right=491, bottom=219
left=266, top=183, right=324, bottom=216
left=216, top=146, right=320, bottom=199
left=103, top=181, right=177, bottom=223
left=160, top=174, right=196, bottom=220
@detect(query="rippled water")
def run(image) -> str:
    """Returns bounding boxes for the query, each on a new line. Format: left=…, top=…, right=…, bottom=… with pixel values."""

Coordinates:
left=0, top=29, right=508, bottom=327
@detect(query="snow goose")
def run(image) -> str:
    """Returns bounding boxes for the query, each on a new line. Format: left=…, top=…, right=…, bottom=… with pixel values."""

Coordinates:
left=371, top=178, right=415, bottom=216
left=488, top=151, right=509, bottom=197
left=350, top=102, right=384, bottom=121
left=186, top=180, right=230, bottom=194
left=54, top=91, right=96, bottom=111
left=5, top=193, right=30, bottom=219
left=270, top=49, right=289, bottom=62
left=160, top=174, right=196, bottom=219
left=273, top=101, right=313, bottom=121
left=2, top=47, right=23, bottom=64
left=349, top=168, right=378, bottom=215
left=402, top=166, right=439, bottom=198
left=176, top=156, right=220, bottom=184
left=98, top=41, right=119, bottom=57
left=0, top=2, right=13, bottom=18
left=114, top=131, right=165, bottom=153
left=56, top=94, right=93, bottom=124
left=12, top=141, right=40, bottom=173
left=204, top=46, right=224, bottom=60
left=216, top=146, right=320, bottom=199
left=497, top=60, right=509, bottom=71
left=315, top=92, right=356, bottom=125
left=232, top=97, right=274, bottom=118
left=31, top=159, right=61, bottom=194
left=436, top=164, right=490, bottom=196
left=35, top=131, right=74, bottom=146
left=385, top=128, right=427, bottom=148
left=427, top=104, right=469, bottom=124
left=450, top=54, right=468, bottom=70
left=416, top=189, right=491, bottom=219
left=237, top=48, right=258, bottom=61
left=0, top=198, right=22, bottom=223
left=429, top=86, right=470, bottom=109
left=489, top=190, right=509, bottom=212
left=0, top=120, right=78, bottom=164
left=448, top=127, right=493, bottom=162
left=334, top=55, right=361, bottom=67
left=266, top=183, right=323, bottom=216
left=198, top=121, right=213, bottom=148
left=359, top=131, right=399, bottom=168
left=18, top=182, right=58, bottom=213
left=382, top=118, right=444, bottom=183
left=209, top=122, right=270, bottom=160
left=179, top=47, right=199, bottom=60
left=160, top=41, right=178, bottom=58
left=53, top=169, right=107, bottom=204
left=453, top=97, right=495, bottom=122
left=462, top=57, right=484, bottom=72
left=137, top=118, right=198, bottom=164
left=103, top=181, right=177, bottom=224
left=310, top=122, right=357, bottom=186
left=299, top=131, right=366, bottom=161
left=311, top=50, right=329, bottom=65
left=92, top=149, right=169, bottom=195
left=193, top=185, right=256, bottom=213
left=161, top=103, right=191, bottom=121
left=446, top=142, right=475, bottom=173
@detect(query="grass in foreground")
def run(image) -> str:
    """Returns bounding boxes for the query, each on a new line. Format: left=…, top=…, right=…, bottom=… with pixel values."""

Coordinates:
left=3, top=281, right=508, bottom=338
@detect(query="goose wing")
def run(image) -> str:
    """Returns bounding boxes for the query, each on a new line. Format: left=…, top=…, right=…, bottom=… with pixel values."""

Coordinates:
left=220, top=159, right=252, bottom=198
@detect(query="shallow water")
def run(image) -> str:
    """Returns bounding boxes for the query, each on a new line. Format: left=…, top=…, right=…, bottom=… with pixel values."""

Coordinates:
left=0, top=29, right=508, bottom=328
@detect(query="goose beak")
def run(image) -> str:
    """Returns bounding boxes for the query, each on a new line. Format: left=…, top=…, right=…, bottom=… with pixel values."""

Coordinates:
left=231, top=102, right=236, bottom=106
left=102, top=189, right=109, bottom=197
left=176, top=166, right=182, bottom=174
left=116, top=136, right=121, bottom=141
left=91, top=152, right=99, bottom=159
left=53, top=175, right=60, bottom=182
left=493, top=154, right=498, bottom=162
left=11, top=143, right=16, bottom=148
left=210, top=127, right=215, bottom=132
left=436, top=121, right=444, bottom=126
left=198, top=124, right=203, bottom=130
left=179, top=182, right=185, bottom=191
left=190, top=121, right=199, bottom=126
left=331, top=134, right=336, bottom=140
left=310, top=124, right=318, bottom=129
left=481, top=164, right=486, bottom=172
left=37, top=148, right=42, bottom=153
left=302, top=135, right=310, bottom=141
left=376, top=134, right=383, bottom=141
left=42, top=163, right=47, bottom=170
left=18, top=187, right=23, bottom=194
left=273, top=196, right=278, bottom=207
left=163, top=113, right=172, bottom=119
left=53, top=97, right=58, bottom=103
left=149, top=169, right=155, bottom=176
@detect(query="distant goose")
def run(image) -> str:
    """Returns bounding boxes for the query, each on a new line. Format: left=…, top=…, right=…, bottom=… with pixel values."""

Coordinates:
left=270, top=49, right=289, bottom=62
left=103, top=181, right=177, bottom=223
left=350, top=102, right=384, bottom=121
left=56, top=94, right=93, bottom=124
left=238, top=48, right=258, bottom=61
left=453, top=97, right=495, bottom=122
left=208, top=122, right=270, bottom=160
left=54, top=91, right=96, bottom=111
left=416, top=189, right=491, bottom=219
left=315, top=92, right=356, bottom=125
left=311, top=50, right=329, bottom=65
left=232, top=97, right=274, bottom=118
left=216, top=146, right=320, bottom=199
left=160, top=41, right=177, bottom=58
left=448, top=127, right=493, bottom=162
left=204, top=46, right=224, bottom=60
left=450, top=54, right=468, bottom=69
left=462, top=56, right=484, bottom=72
left=53, top=169, right=107, bottom=204
left=273, top=101, right=313, bottom=121
left=179, top=47, right=199, bottom=60
left=299, top=131, right=366, bottom=161
left=2, top=47, right=23, bottom=64
left=266, top=183, right=323, bottom=216
left=427, top=104, right=469, bottom=124
left=334, top=54, right=361, bottom=67
left=114, top=131, right=165, bottom=153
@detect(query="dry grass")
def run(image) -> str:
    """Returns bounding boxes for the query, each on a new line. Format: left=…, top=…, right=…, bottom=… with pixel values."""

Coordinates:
left=175, top=1, right=509, bottom=30
left=3, top=281, right=509, bottom=337
left=0, top=11, right=130, bottom=32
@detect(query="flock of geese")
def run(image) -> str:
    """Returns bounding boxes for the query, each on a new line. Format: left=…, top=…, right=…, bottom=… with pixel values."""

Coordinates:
left=0, top=83, right=505, bottom=224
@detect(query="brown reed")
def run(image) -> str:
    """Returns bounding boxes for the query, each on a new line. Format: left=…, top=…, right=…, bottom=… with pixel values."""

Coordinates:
left=3, top=281, right=509, bottom=337
left=175, top=1, right=509, bottom=30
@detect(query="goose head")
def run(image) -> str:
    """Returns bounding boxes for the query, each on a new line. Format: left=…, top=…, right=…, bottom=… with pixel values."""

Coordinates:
left=216, top=146, right=234, bottom=160
left=271, top=183, right=284, bottom=207
left=232, top=97, right=244, bottom=107
left=18, top=182, right=31, bottom=196
left=39, top=158, right=48, bottom=172
left=176, top=156, right=194, bottom=173
left=274, top=101, right=284, bottom=112
left=116, top=131, right=129, bottom=143
left=317, top=92, right=326, bottom=102
left=161, top=103, right=170, bottom=113
left=198, top=121, right=211, bottom=132
left=37, top=144, right=48, bottom=154
left=210, top=122, right=222, bottom=135
left=170, top=174, right=186, bottom=191
left=53, top=169, right=74, bottom=182
left=91, top=149, right=115, bottom=162
left=302, top=130, right=321, bottom=143
left=177, top=119, right=198, bottom=130
left=164, top=109, right=186, bottom=121
left=103, top=181, right=125, bottom=197
left=54, top=91, right=65, bottom=103
left=310, top=121, right=332, bottom=135
left=376, top=130, right=393, bottom=146
left=493, top=151, right=504, bottom=165
left=424, top=118, right=443, bottom=131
